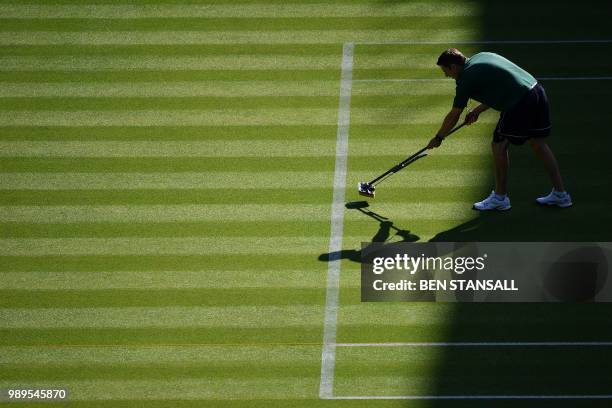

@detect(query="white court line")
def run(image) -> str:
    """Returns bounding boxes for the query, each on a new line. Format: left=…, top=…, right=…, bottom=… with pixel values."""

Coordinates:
left=538, top=77, right=612, bottom=81
left=318, top=42, right=353, bottom=400
left=355, top=78, right=451, bottom=83
left=355, top=76, right=612, bottom=83
left=337, top=341, right=612, bottom=347
left=356, top=39, right=612, bottom=45
left=332, top=395, right=612, bottom=400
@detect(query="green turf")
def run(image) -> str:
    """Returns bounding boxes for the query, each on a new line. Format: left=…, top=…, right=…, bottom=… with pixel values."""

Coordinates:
left=1, top=0, right=612, bottom=407
left=0, top=17, right=479, bottom=32
left=0, top=125, right=338, bottom=141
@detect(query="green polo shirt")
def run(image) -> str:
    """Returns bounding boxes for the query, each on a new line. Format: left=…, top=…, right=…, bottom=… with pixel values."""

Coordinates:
left=453, top=52, right=537, bottom=112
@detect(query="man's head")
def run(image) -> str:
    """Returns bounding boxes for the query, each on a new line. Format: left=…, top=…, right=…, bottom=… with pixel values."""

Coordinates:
left=437, top=48, right=466, bottom=79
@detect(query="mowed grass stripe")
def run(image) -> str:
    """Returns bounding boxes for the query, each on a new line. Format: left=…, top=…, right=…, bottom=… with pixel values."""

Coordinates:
left=0, top=378, right=318, bottom=400
left=0, top=141, right=337, bottom=158
left=0, top=157, right=335, bottom=172
left=4, top=307, right=607, bottom=346
left=0, top=52, right=448, bottom=71
left=0, top=81, right=340, bottom=97
left=0, top=188, right=334, bottom=205
left=0, top=186, right=472, bottom=206
left=0, top=305, right=324, bottom=329
left=0, top=155, right=486, bottom=173
left=0, top=72, right=439, bottom=101
left=12, top=302, right=582, bottom=332
left=0, top=96, right=340, bottom=110
left=0, top=170, right=487, bottom=190
left=0, top=326, right=324, bottom=347
left=351, top=124, right=488, bottom=140
left=0, top=28, right=477, bottom=45
left=0, top=355, right=325, bottom=391
left=0, top=288, right=326, bottom=308
left=0, top=109, right=338, bottom=126
left=0, top=254, right=324, bottom=273
left=0, top=345, right=321, bottom=364
left=0, top=270, right=331, bottom=290
left=0, top=43, right=509, bottom=58
left=350, top=108, right=498, bottom=125
left=0, top=379, right=319, bottom=400
left=1, top=362, right=320, bottom=381
left=0, top=202, right=476, bottom=223
left=0, top=218, right=478, bottom=239
left=0, top=17, right=478, bottom=32
left=0, top=220, right=332, bottom=238
left=0, top=94, right=455, bottom=111
left=0, top=81, right=454, bottom=97
left=0, top=237, right=330, bottom=256
left=0, top=125, right=337, bottom=141
left=0, top=70, right=341, bottom=82
left=0, top=108, right=497, bottom=126
left=0, top=55, right=347, bottom=71
left=0, top=3, right=479, bottom=18
left=0, top=124, right=488, bottom=142
left=0, top=214, right=524, bottom=242
left=0, top=44, right=344, bottom=57
left=354, top=68, right=449, bottom=80
left=0, top=143, right=485, bottom=158
left=0, top=172, right=337, bottom=189
left=0, top=204, right=333, bottom=222
left=353, top=80, right=454, bottom=96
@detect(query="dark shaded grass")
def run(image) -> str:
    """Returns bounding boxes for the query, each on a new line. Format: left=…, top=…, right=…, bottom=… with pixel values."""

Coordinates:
left=420, top=1, right=612, bottom=405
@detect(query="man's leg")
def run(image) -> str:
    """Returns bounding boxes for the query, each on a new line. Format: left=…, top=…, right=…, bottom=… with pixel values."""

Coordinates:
left=492, top=139, right=510, bottom=196
left=528, top=138, right=564, bottom=191
left=473, top=138, right=511, bottom=211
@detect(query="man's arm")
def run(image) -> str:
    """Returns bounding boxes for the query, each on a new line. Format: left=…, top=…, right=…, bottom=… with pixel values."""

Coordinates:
left=465, top=103, right=489, bottom=124
left=437, top=107, right=463, bottom=137
left=427, top=107, right=463, bottom=149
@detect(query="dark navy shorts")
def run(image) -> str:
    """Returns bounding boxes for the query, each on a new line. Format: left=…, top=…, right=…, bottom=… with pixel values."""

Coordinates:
left=493, top=83, right=551, bottom=145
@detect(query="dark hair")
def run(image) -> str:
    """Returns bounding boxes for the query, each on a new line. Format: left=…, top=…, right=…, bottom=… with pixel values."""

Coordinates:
left=437, top=48, right=466, bottom=68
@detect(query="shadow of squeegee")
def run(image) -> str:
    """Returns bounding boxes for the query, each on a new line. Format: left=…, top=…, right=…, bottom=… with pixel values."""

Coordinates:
left=345, top=201, right=419, bottom=242
left=347, top=200, right=392, bottom=227
left=317, top=202, right=420, bottom=263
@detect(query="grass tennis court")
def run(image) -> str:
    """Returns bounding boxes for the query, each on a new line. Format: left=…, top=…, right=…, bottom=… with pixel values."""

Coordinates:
left=1, top=1, right=612, bottom=407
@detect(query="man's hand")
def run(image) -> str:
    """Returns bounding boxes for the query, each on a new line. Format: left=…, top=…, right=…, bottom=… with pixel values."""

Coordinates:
left=464, top=104, right=489, bottom=125
left=464, top=109, right=480, bottom=125
left=427, top=135, right=443, bottom=149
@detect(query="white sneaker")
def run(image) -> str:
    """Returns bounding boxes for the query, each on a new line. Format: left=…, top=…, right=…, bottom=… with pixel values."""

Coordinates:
left=536, top=190, right=573, bottom=208
left=473, top=191, right=511, bottom=211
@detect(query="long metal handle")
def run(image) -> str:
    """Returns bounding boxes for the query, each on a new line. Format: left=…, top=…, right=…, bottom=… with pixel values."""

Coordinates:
left=367, top=123, right=466, bottom=185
